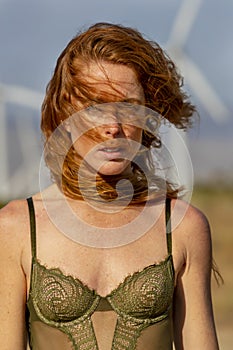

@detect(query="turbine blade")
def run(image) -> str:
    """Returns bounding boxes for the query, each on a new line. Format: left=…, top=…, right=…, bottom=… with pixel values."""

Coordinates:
left=167, top=0, right=203, bottom=48
left=178, top=53, right=230, bottom=121
left=0, top=84, right=43, bottom=109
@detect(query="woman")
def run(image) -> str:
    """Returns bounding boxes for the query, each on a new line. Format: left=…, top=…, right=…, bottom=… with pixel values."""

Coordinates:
left=0, top=23, right=219, bottom=349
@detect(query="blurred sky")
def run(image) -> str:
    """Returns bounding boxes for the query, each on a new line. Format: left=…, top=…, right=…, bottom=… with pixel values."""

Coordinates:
left=0, top=0, right=232, bottom=102
left=0, top=0, right=232, bottom=198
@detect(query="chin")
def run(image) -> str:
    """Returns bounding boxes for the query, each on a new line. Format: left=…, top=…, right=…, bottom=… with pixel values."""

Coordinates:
left=97, top=161, right=131, bottom=177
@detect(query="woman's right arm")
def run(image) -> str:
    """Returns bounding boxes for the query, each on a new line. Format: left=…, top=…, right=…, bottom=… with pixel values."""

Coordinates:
left=0, top=201, right=28, bottom=350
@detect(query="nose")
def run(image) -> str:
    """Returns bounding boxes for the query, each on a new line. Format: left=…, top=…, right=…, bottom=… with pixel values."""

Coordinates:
left=103, top=120, right=122, bottom=138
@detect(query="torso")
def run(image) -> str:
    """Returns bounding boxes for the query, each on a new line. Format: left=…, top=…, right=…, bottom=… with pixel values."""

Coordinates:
left=0, top=184, right=211, bottom=350
left=17, top=185, right=187, bottom=350
left=21, top=185, right=185, bottom=298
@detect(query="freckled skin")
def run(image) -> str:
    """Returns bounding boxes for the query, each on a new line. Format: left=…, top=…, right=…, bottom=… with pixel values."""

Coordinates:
left=70, top=62, right=145, bottom=176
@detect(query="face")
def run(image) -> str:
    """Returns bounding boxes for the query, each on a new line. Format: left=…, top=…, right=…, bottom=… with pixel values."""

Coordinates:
left=69, top=62, right=145, bottom=176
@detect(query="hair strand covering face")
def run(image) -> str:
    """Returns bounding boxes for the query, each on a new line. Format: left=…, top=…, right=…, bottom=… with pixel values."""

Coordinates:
left=40, top=22, right=196, bottom=203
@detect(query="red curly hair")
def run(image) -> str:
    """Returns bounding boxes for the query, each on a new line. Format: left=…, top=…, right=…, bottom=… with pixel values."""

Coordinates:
left=41, top=22, right=196, bottom=202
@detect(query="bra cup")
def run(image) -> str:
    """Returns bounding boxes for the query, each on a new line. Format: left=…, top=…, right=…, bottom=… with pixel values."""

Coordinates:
left=108, top=259, right=174, bottom=319
left=31, top=263, right=98, bottom=322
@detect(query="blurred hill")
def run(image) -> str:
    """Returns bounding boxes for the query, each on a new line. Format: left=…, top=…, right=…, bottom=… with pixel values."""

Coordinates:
left=192, top=186, right=233, bottom=350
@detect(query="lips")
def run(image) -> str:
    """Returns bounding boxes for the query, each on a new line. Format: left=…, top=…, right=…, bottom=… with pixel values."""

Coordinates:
left=98, top=146, right=126, bottom=160
left=101, top=147, right=122, bottom=153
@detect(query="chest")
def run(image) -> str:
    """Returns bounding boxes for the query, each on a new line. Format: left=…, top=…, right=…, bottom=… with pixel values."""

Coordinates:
left=24, top=199, right=183, bottom=297
left=34, top=224, right=170, bottom=291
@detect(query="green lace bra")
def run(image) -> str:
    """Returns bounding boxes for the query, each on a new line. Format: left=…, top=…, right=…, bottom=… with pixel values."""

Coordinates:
left=26, top=198, right=175, bottom=350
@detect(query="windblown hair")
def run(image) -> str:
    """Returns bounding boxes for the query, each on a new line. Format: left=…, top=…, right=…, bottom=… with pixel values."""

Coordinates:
left=41, top=22, right=196, bottom=202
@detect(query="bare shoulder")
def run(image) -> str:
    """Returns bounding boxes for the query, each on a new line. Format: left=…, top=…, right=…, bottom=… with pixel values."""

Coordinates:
left=0, top=199, right=30, bottom=257
left=170, top=198, right=212, bottom=266
left=171, top=197, right=210, bottom=236
left=0, top=198, right=29, bottom=228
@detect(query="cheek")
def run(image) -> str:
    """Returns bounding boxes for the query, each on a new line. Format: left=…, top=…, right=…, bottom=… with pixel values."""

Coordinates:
left=124, top=127, right=142, bottom=143
left=71, top=128, right=101, bottom=156
left=73, top=135, right=92, bottom=157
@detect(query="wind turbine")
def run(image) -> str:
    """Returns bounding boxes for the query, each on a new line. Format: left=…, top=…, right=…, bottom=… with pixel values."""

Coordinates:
left=166, top=0, right=230, bottom=122
left=162, top=0, right=230, bottom=193
left=0, top=84, right=44, bottom=200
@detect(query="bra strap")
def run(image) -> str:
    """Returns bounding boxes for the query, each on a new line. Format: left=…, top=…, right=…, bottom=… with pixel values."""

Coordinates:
left=165, top=197, right=172, bottom=255
left=26, top=197, right=37, bottom=259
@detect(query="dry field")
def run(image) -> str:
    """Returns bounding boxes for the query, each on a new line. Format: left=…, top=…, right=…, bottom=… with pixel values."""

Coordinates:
left=192, top=186, right=233, bottom=349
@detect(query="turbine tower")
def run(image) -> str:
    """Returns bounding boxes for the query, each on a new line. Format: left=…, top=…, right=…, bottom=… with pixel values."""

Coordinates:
left=0, top=84, right=44, bottom=201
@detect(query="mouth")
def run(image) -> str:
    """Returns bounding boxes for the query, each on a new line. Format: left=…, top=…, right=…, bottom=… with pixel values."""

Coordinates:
left=98, top=146, right=126, bottom=160
left=100, top=147, right=122, bottom=153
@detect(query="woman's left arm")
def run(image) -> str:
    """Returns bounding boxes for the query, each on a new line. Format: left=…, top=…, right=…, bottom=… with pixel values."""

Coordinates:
left=173, top=205, right=219, bottom=350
